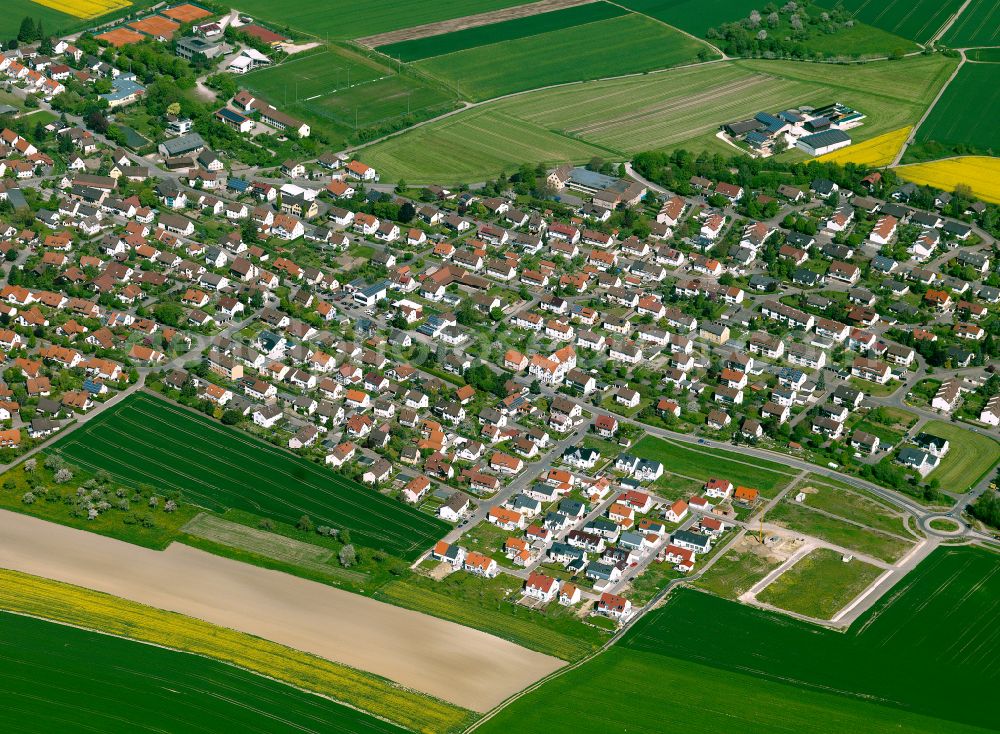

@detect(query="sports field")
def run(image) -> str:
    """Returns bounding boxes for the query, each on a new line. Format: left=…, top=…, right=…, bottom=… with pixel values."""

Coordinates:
left=916, top=63, right=1000, bottom=151
left=757, top=547, right=884, bottom=619
left=896, top=156, right=1000, bottom=204
left=942, top=0, right=1000, bottom=46
left=480, top=546, right=1000, bottom=734
left=49, top=392, right=448, bottom=560
left=241, top=45, right=458, bottom=143
left=412, top=13, right=711, bottom=101
left=377, top=1, right=627, bottom=61
left=223, top=0, right=528, bottom=40
left=361, top=54, right=956, bottom=181
left=923, top=421, right=1000, bottom=493
left=0, top=611, right=404, bottom=734
left=833, top=0, right=965, bottom=43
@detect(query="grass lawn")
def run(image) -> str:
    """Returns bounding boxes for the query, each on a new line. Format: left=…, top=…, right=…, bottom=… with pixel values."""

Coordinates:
left=916, top=63, right=1000, bottom=152
left=49, top=392, right=448, bottom=561
left=798, top=481, right=908, bottom=536
left=767, top=498, right=913, bottom=562
left=923, top=420, right=1000, bottom=493
left=757, top=547, right=884, bottom=619
left=412, top=13, right=711, bottom=101
left=479, top=547, right=1000, bottom=734
left=0, top=570, right=474, bottom=733
left=633, top=435, right=796, bottom=495
left=692, top=542, right=785, bottom=599
left=375, top=571, right=606, bottom=661
left=362, top=54, right=956, bottom=181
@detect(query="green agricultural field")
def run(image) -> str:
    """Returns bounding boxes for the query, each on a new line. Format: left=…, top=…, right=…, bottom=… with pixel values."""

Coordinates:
left=362, top=54, right=956, bottom=181
left=923, top=420, right=1000, bottom=493
left=833, top=0, right=966, bottom=43
left=633, top=435, right=796, bottom=494
left=479, top=546, right=1000, bottom=734
left=757, top=547, right=884, bottom=618
left=967, top=47, right=1000, bottom=61
left=377, top=1, right=628, bottom=61
left=227, top=0, right=528, bottom=40
left=0, top=611, right=403, bottom=734
left=917, top=63, right=1000, bottom=153
left=0, top=0, right=155, bottom=39
left=766, top=498, right=914, bottom=562
left=413, top=13, right=711, bottom=101
left=50, top=392, right=448, bottom=560
left=942, top=0, right=1000, bottom=46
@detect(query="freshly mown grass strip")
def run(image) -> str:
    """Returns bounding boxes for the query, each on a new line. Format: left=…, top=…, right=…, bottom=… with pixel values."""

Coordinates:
left=377, top=1, right=628, bottom=61
left=767, top=499, right=913, bottom=562
left=896, top=156, right=1000, bottom=204
left=0, top=571, right=474, bottom=734
left=757, top=547, right=884, bottom=619
left=478, top=554, right=999, bottom=734
left=833, top=0, right=965, bottom=43
left=50, top=392, right=448, bottom=560
left=923, top=420, right=1000, bottom=493
left=916, top=63, right=1000, bottom=152
left=223, top=0, right=528, bottom=40
left=0, top=612, right=405, bottom=734
left=633, top=435, right=794, bottom=495
left=376, top=572, right=605, bottom=661
left=942, top=0, right=1000, bottom=46
left=413, top=13, right=711, bottom=101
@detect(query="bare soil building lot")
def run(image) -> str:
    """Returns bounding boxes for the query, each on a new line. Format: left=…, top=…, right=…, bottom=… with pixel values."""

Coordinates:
left=0, top=510, right=563, bottom=712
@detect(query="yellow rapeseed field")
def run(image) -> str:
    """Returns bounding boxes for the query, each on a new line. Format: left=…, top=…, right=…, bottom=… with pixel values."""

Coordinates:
left=0, top=570, right=475, bottom=734
left=895, top=156, right=1000, bottom=204
left=31, top=0, right=131, bottom=21
left=816, top=127, right=911, bottom=167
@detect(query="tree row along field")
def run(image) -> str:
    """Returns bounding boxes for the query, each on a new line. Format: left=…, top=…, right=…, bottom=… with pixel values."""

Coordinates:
left=478, top=547, right=1000, bottom=734
left=50, top=391, right=448, bottom=560
left=361, top=54, right=956, bottom=182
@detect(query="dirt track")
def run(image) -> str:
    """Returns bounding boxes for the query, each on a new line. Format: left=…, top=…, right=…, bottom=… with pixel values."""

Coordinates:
left=356, top=0, right=597, bottom=48
left=0, top=511, right=562, bottom=712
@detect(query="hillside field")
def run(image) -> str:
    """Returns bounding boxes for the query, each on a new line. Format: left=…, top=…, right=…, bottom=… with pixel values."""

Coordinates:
left=360, top=54, right=956, bottom=181
left=896, top=156, right=1000, bottom=203
left=50, top=392, right=448, bottom=560
left=0, top=0, right=148, bottom=37
left=411, top=13, right=712, bottom=101
left=942, top=0, right=1000, bottom=46
left=833, top=0, right=966, bottom=43
left=225, top=0, right=527, bottom=40
left=916, top=62, right=1000, bottom=152
left=0, top=610, right=405, bottom=734
left=478, top=547, right=1000, bottom=734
